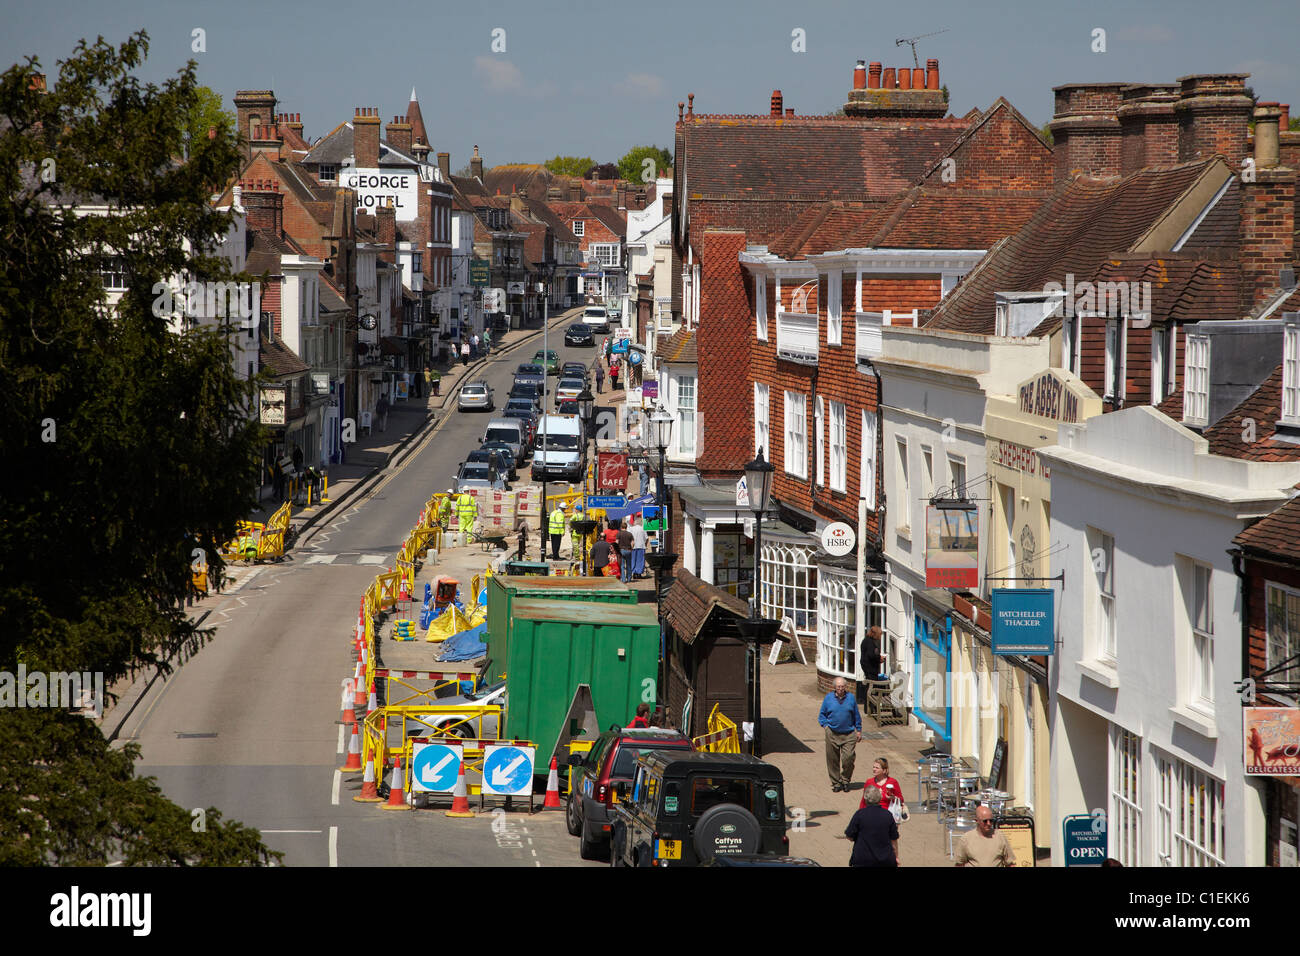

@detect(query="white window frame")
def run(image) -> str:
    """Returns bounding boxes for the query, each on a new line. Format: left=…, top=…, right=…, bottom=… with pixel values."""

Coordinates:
left=318, top=164, right=338, bottom=183
left=827, top=270, right=842, bottom=346
left=947, top=454, right=967, bottom=500
left=1110, top=727, right=1143, bottom=867
left=829, top=401, right=846, bottom=493
left=1282, top=322, right=1300, bottom=426
left=814, top=397, right=825, bottom=487
left=784, top=391, right=807, bottom=479
left=1190, top=561, right=1214, bottom=709
left=921, top=446, right=935, bottom=501
left=756, top=274, right=768, bottom=342
left=817, top=567, right=857, bottom=678
left=761, top=541, right=818, bottom=640
left=1156, top=754, right=1225, bottom=867
left=861, top=410, right=877, bottom=510
left=754, top=382, right=770, bottom=457
left=894, top=437, right=911, bottom=534
left=572, top=220, right=585, bottom=237
left=676, top=373, right=696, bottom=457
left=1090, top=527, right=1117, bottom=662
left=1183, top=333, right=1210, bottom=426
left=592, top=243, right=619, bottom=268
left=1152, top=325, right=1167, bottom=404
left=1266, top=582, right=1300, bottom=674
left=1104, top=318, right=1127, bottom=402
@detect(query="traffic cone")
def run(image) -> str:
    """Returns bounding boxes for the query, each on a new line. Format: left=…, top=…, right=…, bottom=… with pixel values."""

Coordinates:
left=339, top=721, right=363, bottom=773
left=354, top=665, right=367, bottom=710
left=445, top=763, right=476, bottom=818
left=542, top=756, right=562, bottom=810
left=366, top=680, right=378, bottom=715
left=382, top=758, right=410, bottom=811
left=340, top=679, right=356, bottom=725
left=354, top=756, right=382, bottom=802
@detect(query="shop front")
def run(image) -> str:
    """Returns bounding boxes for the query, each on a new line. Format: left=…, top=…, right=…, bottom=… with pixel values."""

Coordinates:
left=815, top=556, right=889, bottom=684
left=912, top=588, right=954, bottom=744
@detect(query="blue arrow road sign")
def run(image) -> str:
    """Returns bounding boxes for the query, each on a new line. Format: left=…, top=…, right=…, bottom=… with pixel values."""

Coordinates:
left=411, top=743, right=462, bottom=793
left=482, top=745, right=535, bottom=796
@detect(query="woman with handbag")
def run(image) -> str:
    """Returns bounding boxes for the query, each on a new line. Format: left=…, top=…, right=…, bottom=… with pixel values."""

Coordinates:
left=859, top=757, right=908, bottom=823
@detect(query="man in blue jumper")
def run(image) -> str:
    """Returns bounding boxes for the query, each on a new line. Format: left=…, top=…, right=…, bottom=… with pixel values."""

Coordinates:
left=818, top=677, right=862, bottom=792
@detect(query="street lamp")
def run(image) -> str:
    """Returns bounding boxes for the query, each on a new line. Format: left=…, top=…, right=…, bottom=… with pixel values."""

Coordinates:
left=646, top=402, right=676, bottom=719
left=738, top=447, right=778, bottom=757
left=574, top=386, right=597, bottom=573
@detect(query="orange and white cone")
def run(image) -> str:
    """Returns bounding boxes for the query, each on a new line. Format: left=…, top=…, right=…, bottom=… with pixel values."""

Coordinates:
left=339, top=721, right=363, bottom=773
left=354, top=756, right=382, bottom=802
left=542, top=756, right=562, bottom=810
left=366, top=680, right=378, bottom=715
left=445, top=763, right=476, bottom=818
left=340, top=679, right=357, bottom=725
left=382, top=758, right=410, bottom=811
left=354, top=665, right=367, bottom=710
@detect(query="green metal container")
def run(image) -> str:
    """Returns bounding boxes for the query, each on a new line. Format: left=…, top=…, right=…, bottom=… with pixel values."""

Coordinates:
left=496, top=597, right=660, bottom=770
left=485, top=574, right=637, bottom=668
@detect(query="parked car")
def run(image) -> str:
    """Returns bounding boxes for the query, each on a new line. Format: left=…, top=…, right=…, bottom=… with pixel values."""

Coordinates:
left=456, top=380, right=495, bottom=412
left=564, top=324, right=594, bottom=347
left=468, top=447, right=514, bottom=483
left=532, top=350, right=560, bottom=375
left=566, top=727, right=694, bottom=860
left=608, top=306, right=622, bottom=324
left=403, top=681, right=506, bottom=740
left=561, top=361, right=590, bottom=381
left=509, top=381, right=545, bottom=407
left=557, top=398, right=580, bottom=416
left=480, top=440, right=520, bottom=481
left=455, top=459, right=505, bottom=493
left=581, top=305, right=609, bottom=333
left=608, top=752, right=789, bottom=867
left=481, top=418, right=527, bottom=467
left=513, top=363, right=546, bottom=388
left=554, top=376, right=585, bottom=406
left=531, top=414, right=584, bottom=482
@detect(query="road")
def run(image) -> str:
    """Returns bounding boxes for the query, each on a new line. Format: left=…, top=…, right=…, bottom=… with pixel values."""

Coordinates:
left=120, top=307, right=615, bottom=866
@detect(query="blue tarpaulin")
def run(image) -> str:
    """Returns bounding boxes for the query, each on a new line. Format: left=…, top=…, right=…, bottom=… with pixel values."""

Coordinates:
left=439, top=622, right=488, bottom=662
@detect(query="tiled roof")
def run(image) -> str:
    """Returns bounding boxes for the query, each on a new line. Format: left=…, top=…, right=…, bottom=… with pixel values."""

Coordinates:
left=318, top=274, right=347, bottom=312
left=584, top=202, right=627, bottom=235
left=1200, top=364, right=1300, bottom=461
left=1178, top=179, right=1239, bottom=250
left=483, top=164, right=554, bottom=198
left=245, top=228, right=303, bottom=275
left=662, top=568, right=750, bottom=645
left=259, top=334, right=309, bottom=377
left=1233, top=494, right=1300, bottom=558
left=926, top=160, right=1218, bottom=334
left=657, top=327, right=697, bottom=364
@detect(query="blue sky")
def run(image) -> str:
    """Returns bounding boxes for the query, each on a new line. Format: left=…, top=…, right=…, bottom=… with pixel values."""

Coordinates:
left=5, top=0, right=1297, bottom=169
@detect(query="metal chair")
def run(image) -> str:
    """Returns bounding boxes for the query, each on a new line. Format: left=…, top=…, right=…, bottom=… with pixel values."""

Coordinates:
left=948, top=809, right=978, bottom=858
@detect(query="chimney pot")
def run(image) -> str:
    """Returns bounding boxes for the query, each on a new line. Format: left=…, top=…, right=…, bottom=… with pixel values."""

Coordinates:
left=868, top=62, right=882, bottom=90
left=912, top=68, right=925, bottom=89
left=1281, top=104, right=1291, bottom=130
left=786, top=108, right=794, bottom=117
left=898, top=67, right=912, bottom=90
left=882, top=67, right=896, bottom=89
left=853, top=60, right=866, bottom=91
left=771, top=89, right=783, bottom=117
left=1253, top=104, right=1282, bottom=167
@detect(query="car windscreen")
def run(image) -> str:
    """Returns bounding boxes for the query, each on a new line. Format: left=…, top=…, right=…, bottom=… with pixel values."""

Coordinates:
left=558, top=379, right=584, bottom=390
left=460, top=463, right=491, bottom=476
left=516, top=365, right=543, bottom=375
left=505, top=400, right=534, bottom=410
left=462, top=385, right=487, bottom=394
left=485, top=428, right=519, bottom=443
left=535, top=433, right=580, bottom=450
left=610, top=742, right=691, bottom=779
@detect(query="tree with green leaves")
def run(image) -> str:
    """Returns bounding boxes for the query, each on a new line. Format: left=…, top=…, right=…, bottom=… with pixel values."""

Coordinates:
left=544, top=155, right=595, bottom=178
left=617, top=145, right=672, bottom=184
left=0, top=32, right=278, bottom=865
left=184, top=85, right=236, bottom=159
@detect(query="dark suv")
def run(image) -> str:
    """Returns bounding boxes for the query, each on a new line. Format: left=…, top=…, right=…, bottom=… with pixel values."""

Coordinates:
left=609, top=752, right=789, bottom=867
left=566, top=727, right=693, bottom=860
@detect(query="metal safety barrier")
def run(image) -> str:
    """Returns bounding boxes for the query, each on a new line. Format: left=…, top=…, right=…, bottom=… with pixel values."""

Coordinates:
left=693, top=704, right=741, bottom=754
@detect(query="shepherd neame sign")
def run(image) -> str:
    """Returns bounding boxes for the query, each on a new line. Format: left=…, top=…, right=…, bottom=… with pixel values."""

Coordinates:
left=341, top=168, right=418, bottom=221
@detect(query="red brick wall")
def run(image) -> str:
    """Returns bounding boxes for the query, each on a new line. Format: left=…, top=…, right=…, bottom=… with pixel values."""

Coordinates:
left=262, top=275, right=282, bottom=338
left=1243, top=557, right=1300, bottom=681
left=922, top=107, right=1054, bottom=191
left=695, top=230, right=753, bottom=477
left=1239, top=169, right=1297, bottom=316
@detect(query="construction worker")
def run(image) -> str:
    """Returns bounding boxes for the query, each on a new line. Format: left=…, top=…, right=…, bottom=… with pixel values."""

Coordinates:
left=456, top=489, right=478, bottom=538
left=548, top=501, right=568, bottom=561
left=436, top=488, right=455, bottom=531
left=569, top=503, right=587, bottom=569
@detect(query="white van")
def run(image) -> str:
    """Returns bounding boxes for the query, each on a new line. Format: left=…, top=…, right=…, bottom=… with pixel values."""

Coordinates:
left=581, top=304, right=609, bottom=333
left=531, top=414, right=584, bottom=482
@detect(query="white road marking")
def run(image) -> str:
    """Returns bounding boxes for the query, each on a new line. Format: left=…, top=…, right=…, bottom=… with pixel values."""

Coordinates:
left=357, top=554, right=386, bottom=565
left=329, top=826, right=338, bottom=867
left=332, top=769, right=341, bottom=806
left=304, top=553, right=338, bottom=565
left=337, top=723, right=345, bottom=754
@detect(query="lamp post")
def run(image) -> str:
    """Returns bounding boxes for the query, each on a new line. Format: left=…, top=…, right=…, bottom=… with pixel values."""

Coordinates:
left=538, top=260, right=555, bottom=539
left=646, top=403, right=676, bottom=717
left=738, top=448, right=777, bottom=757
left=575, top=386, right=597, bottom=573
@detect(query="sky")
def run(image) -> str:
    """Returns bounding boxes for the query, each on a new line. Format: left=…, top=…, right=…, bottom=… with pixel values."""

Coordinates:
left=4, top=0, right=1298, bottom=170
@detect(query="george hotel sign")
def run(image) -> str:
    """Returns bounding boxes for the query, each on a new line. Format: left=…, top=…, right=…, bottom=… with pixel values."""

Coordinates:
left=341, top=168, right=418, bottom=222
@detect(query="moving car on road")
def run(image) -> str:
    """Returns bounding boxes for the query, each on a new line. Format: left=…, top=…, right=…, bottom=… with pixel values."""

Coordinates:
left=561, top=361, right=590, bottom=381
left=456, top=380, right=495, bottom=412
left=467, top=447, right=514, bottom=484
left=481, top=418, right=527, bottom=468
left=581, top=304, right=609, bottom=334
left=455, top=459, right=505, bottom=493
left=564, top=324, right=594, bottom=346
left=554, top=376, right=585, bottom=407
left=532, top=350, right=560, bottom=375
left=513, top=363, right=546, bottom=389
left=531, top=414, right=584, bottom=482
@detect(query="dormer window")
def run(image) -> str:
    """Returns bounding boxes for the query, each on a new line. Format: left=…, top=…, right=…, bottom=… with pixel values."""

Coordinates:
left=1183, top=333, right=1211, bottom=427
left=1281, top=320, right=1300, bottom=427
left=318, top=164, right=337, bottom=183
left=572, top=220, right=585, bottom=237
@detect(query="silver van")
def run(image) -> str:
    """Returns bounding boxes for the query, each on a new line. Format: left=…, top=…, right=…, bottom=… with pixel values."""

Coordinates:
left=483, top=418, right=526, bottom=467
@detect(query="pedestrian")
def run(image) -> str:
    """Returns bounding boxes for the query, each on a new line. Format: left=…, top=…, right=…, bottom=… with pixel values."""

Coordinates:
left=515, top=516, right=529, bottom=562
left=471, top=333, right=480, bottom=358
left=456, top=489, right=478, bottom=538
left=818, top=676, right=862, bottom=792
left=376, top=394, right=389, bottom=432
left=413, top=367, right=425, bottom=398
left=429, top=367, right=441, bottom=397
left=482, top=327, right=491, bottom=353
left=617, top=519, right=635, bottom=583
left=548, top=501, right=568, bottom=560
left=570, top=505, right=588, bottom=567
left=638, top=461, right=649, bottom=495
left=461, top=340, right=470, bottom=366
left=862, top=624, right=885, bottom=680
left=628, top=703, right=651, bottom=729
left=271, top=457, right=285, bottom=502
left=590, top=535, right=612, bottom=576
left=628, top=513, right=647, bottom=580
left=292, top=442, right=304, bottom=475
left=859, top=757, right=908, bottom=821
left=845, top=785, right=900, bottom=868
left=609, top=360, right=620, bottom=390
left=595, top=364, right=605, bottom=393
left=955, top=805, right=1017, bottom=867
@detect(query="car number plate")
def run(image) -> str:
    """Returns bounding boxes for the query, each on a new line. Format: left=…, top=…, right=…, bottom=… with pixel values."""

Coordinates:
left=656, top=839, right=681, bottom=860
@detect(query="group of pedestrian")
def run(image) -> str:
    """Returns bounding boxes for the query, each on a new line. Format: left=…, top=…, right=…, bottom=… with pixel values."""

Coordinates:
left=587, top=515, right=646, bottom=581
left=593, top=342, right=621, bottom=391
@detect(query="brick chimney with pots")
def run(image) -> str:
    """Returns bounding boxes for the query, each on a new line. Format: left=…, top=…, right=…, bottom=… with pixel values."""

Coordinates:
left=437, top=152, right=451, bottom=180
left=354, top=107, right=381, bottom=169
left=926, top=58, right=940, bottom=91
left=853, top=60, right=866, bottom=90
left=1175, top=73, right=1253, bottom=167
left=1239, top=103, right=1296, bottom=315
left=470, top=145, right=484, bottom=180
left=376, top=206, right=397, bottom=262
left=1118, top=84, right=1180, bottom=174
left=285, top=112, right=303, bottom=139
left=241, top=178, right=284, bottom=237
left=234, top=90, right=277, bottom=159
left=385, top=115, right=412, bottom=157
left=1048, top=83, right=1127, bottom=182
left=1279, top=104, right=1300, bottom=169
left=845, top=58, right=947, bottom=118
left=770, top=90, right=783, bottom=117
left=868, top=62, right=882, bottom=89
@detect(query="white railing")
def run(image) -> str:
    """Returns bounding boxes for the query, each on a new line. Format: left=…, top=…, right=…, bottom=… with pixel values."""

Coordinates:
left=856, top=312, right=883, bottom=361
left=776, top=311, right=818, bottom=363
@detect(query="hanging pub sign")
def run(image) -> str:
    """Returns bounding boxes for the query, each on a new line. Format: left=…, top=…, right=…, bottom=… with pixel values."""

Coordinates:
left=991, top=588, right=1055, bottom=655
left=598, top=452, right=628, bottom=491
left=259, top=385, right=287, bottom=426
left=469, top=259, right=490, bottom=287
left=507, top=281, right=525, bottom=295
left=1244, top=707, right=1300, bottom=776
left=925, top=504, right=979, bottom=589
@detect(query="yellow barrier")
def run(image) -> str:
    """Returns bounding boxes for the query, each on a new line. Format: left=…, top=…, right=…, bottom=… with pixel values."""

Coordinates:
left=693, top=704, right=741, bottom=754
left=375, top=571, right=401, bottom=610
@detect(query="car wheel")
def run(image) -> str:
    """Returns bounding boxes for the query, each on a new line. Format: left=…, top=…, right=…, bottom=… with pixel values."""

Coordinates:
left=609, top=826, right=625, bottom=867
left=566, top=794, right=583, bottom=837
left=578, top=827, right=603, bottom=861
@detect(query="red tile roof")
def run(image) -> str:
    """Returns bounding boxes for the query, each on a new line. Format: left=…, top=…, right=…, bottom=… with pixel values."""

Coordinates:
left=657, top=327, right=697, bottom=364
left=1233, top=494, right=1300, bottom=558
left=1200, top=364, right=1300, bottom=461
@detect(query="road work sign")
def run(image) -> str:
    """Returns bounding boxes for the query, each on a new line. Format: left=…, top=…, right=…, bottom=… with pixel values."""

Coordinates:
left=411, top=742, right=463, bottom=792
left=481, top=744, right=535, bottom=796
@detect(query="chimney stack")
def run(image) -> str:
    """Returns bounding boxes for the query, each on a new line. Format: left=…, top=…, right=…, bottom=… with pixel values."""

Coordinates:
left=470, top=145, right=484, bottom=180
left=1048, top=83, right=1127, bottom=182
left=1254, top=103, right=1282, bottom=168
left=234, top=90, right=277, bottom=160
left=770, top=90, right=783, bottom=117
left=385, top=114, right=413, bottom=157
left=868, top=62, right=882, bottom=90
left=785, top=108, right=794, bottom=117
left=853, top=61, right=866, bottom=91
left=1174, top=73, right=1253, bottom=167
left=437, top=151, right=451, bottom=180
left=1118, top=84, right=1180, bottom=174
left=376, top=205, right=396, bottom=261
left=354, top=106, right=381, bottom=169
left=926, top=58, right=940, bottom=91
left=1238, top=102, right=1296, bottom=315
left=240, top=178, right=284, bottom=236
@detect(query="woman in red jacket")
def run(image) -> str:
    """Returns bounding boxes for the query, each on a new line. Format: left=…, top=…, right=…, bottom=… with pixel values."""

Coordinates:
left=860, top=757, right=908, bottom=820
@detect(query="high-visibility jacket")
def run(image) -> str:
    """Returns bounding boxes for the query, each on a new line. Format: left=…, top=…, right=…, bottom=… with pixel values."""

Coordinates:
left=437, top=495, right=454, bottom=525
left=549, top=508, right=566, bottom=536
left=456, top=493, right=478, bottom=523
